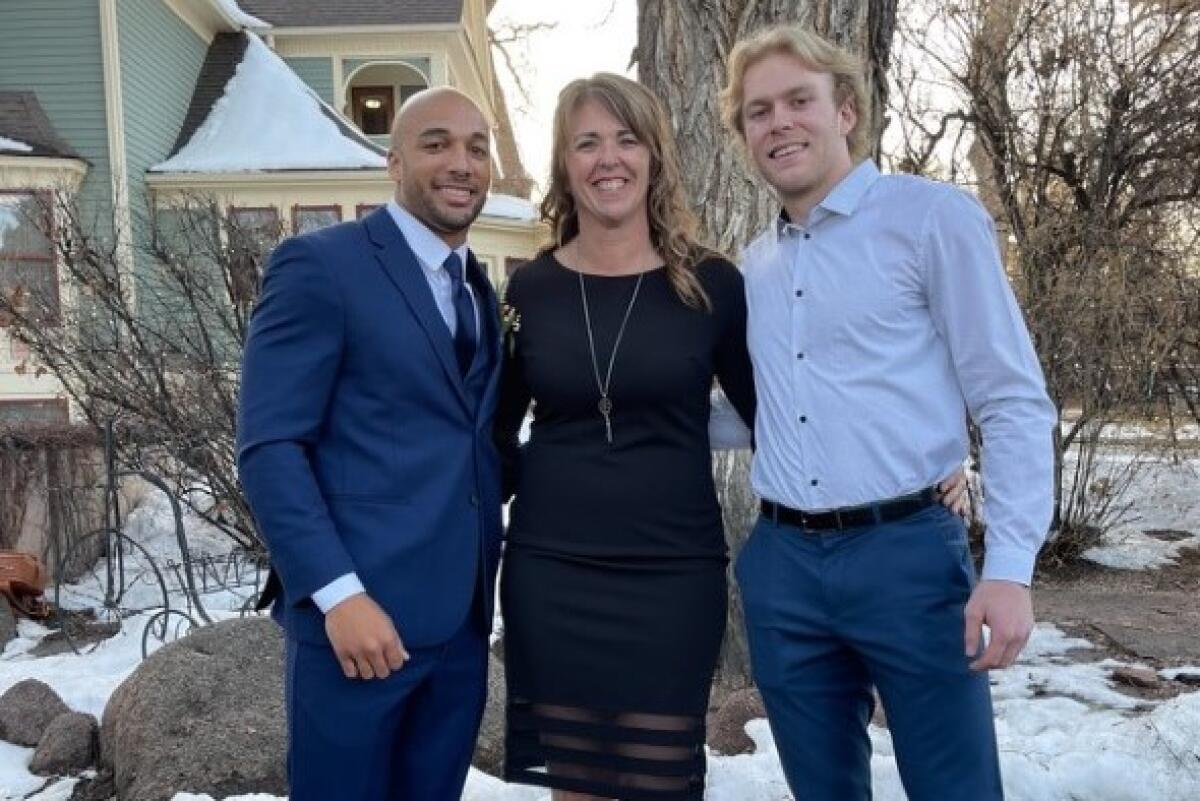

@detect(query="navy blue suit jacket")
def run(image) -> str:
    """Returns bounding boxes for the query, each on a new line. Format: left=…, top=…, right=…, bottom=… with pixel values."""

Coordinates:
left=237, top=207, right=503, bottom=648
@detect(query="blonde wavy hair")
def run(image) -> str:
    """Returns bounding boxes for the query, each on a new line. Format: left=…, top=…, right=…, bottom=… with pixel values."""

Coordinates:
left=719, top=25, right=870, bottom=160
left=540, top=73, right=711, bottom=310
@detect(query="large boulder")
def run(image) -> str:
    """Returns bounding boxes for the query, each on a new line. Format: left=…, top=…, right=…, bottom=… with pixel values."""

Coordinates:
left=30, top=711, right=98, bottom=776
left=101, top=617, right=286, bottom=801
left=472, top=651, right=506, bottom=777
left=706, top=688, right=766, bottom=756
left=0, top=679, right=71, bottom=746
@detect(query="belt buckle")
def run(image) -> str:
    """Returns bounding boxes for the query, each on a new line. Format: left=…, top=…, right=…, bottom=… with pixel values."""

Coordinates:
left=799, top=511, right=810, bottom=529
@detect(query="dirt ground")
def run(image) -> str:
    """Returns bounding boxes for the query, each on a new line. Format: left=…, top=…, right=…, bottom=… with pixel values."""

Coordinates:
left=1035, top=545, right=1200, bottom=667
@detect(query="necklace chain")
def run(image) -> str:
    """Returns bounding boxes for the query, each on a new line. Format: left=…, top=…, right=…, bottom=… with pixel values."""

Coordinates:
left=578, top=270, right=644, bottom=445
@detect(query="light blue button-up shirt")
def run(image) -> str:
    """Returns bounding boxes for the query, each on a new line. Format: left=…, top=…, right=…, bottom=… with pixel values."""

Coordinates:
left=310, top=199, right=478, bottom=614
left=387, top=198, right=478, bottom=336
left=743, top=160, right=1056, bottom=584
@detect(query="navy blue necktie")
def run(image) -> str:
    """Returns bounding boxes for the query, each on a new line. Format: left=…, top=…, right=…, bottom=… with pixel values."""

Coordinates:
left=443, top=252, right=477, bottom=375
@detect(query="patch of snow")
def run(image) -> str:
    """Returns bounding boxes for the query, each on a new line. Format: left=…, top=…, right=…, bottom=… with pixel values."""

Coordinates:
left=212, top=0, right=270, bottom=29
left=174, top=796, right=280, bottom=801
left=1162, top=666, right=1200, bottom=680
left=0, top=136, right=33, bottom=153
left=152, top=34, right=384, bottom=173
left=46, top=486, right=264, bottom=661
left=0, top=616, right=145, bottom=720
left=482, top=193, right=539, bottom=222
left=23, top=776, right=80, bottom=801
left=1061, top=420, right=1200, bottom=442
left=1084, top=524, right=1195, bottom=569
left=0, top=741, right=45, bottom=798
left=1081, top=455, right=1200, bottom=569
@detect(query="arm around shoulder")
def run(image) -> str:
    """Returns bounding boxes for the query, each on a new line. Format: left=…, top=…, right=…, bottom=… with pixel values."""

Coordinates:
left=704, top=257, right=757, bottom=436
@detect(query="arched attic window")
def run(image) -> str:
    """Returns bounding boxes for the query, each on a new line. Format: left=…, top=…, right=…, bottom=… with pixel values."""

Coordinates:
left=346, top=61, right=430, bottom=137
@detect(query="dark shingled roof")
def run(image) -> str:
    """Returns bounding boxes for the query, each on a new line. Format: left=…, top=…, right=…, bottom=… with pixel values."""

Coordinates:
left=166, top=31, right=385, bottom=168
left=0, top=92, right=83, bottom=160
left=169, top=32, right=250, bottom=157
left=237, top=0, right=464, bottom=28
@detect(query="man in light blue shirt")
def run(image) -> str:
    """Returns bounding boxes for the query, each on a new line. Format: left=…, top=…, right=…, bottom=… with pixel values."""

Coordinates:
left=720, top=25, right=1055, bottom=801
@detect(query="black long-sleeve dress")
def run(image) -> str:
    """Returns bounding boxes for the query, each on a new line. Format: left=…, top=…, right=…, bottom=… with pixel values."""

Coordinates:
left=494, top=252, right=756, bottom=801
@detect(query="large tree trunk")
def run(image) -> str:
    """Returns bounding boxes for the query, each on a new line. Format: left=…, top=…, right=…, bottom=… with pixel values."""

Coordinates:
left=635, top=0, right=899, bottom=690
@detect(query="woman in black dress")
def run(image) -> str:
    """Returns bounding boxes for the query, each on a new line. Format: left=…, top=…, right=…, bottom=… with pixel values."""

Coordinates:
left=494, top=73, right=756, bottom=801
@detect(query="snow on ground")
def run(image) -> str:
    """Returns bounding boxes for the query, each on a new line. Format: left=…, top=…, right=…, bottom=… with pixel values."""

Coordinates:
left=1074, top=421, right=1200, bottom=443
left=152, top=33, right=384, bottom=173
left=137, top=628, right=1200, bottom=801
left=1081, top=454, right=1200, bottom=569
left=3, top=461, right=1199, bottom=800
left=54, top=488, right=263, bottom=624
left=0, top=136, right=33, bottom=154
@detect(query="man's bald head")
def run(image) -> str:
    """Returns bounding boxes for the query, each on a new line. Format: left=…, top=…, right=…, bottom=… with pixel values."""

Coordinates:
left=386, top=87, right=492, bottom=248
left=390, top=87, right=486, bottom=150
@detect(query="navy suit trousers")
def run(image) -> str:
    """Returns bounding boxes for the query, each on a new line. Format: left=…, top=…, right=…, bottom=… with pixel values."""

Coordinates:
left=284, top=617, right=487, bottom=801
left=736, top=503, right=1004, bottom=801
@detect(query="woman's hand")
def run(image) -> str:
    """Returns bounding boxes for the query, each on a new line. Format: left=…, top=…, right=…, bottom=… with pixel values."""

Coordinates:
left=937, top=468, right=972, bottom=519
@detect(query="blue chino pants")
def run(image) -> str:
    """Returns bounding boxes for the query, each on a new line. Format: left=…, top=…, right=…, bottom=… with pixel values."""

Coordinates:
left=736, top=503, right=1004, bottom=801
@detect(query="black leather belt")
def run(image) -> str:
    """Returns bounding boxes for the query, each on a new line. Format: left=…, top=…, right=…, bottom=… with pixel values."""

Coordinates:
left=760, top=486, right=939, bottom=532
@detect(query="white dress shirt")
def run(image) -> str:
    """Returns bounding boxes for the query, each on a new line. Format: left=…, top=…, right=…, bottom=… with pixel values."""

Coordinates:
left=310, top=199, right=478, bottom=614
left=743, top=160, right=1056, bottom=585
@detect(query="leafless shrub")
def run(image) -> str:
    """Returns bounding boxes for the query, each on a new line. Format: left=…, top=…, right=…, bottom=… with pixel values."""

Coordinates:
left=0, top=192, right=284, bottom=550
left=890, top=0, right=1200, bottom=558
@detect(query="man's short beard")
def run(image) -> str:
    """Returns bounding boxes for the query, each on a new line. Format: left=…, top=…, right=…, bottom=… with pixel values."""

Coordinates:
left=405, top=189, right=486, bottom=235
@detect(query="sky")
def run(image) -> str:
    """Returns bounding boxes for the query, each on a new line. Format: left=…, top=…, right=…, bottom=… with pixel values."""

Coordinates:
left=488, top=0, right=636, bottom=194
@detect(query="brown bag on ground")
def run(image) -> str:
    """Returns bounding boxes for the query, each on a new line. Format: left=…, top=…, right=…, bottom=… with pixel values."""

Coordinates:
left=0, top=550, right=50, bottom=620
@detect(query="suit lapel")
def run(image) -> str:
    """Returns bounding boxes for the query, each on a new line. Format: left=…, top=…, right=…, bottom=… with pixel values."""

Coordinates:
left=362, top=207, right=469, bottom=410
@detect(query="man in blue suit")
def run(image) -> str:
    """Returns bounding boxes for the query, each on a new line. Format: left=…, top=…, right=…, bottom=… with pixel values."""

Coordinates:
left=237, top=87, right=503, bottom=801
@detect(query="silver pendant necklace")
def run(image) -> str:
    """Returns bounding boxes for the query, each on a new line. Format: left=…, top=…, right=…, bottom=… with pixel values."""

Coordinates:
left=578, top=270, right=644, bottom=444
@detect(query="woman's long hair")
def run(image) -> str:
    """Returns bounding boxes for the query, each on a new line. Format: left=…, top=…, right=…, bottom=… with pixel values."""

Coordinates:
left=540, top=73, right=712, bottom=310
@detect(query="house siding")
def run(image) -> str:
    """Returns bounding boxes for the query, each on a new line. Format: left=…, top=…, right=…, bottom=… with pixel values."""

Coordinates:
left=118, top=0, right=208, bottom=209
left=285, top=57, right=335, bottom=105
left=0, top=0, right=111, bottom=217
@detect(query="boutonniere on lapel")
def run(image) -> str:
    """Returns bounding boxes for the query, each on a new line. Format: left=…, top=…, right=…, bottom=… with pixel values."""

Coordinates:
left=500, top=298, right=521, bottom=356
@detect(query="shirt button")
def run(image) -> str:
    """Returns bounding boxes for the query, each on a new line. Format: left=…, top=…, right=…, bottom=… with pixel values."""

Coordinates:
left=804, top=232, right=812, bottom=240
left=796, top=352, right=805, bottom=360
left=810, top=479, right=819, bottom=487
left=795, top=289, right=804, bottom=298
left=799, top=415, right=807, bottom=423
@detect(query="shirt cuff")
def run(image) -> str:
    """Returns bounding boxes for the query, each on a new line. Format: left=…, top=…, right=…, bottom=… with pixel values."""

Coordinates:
left=310, top=573, right=365, bottom=613
left=980, top=545, right=1036, bottom=586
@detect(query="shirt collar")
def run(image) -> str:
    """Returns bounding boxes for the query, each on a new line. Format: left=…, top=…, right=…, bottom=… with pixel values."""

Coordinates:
left=775, top=159, right=882, bottom=238
left=386, top=198, right=470, bottom=272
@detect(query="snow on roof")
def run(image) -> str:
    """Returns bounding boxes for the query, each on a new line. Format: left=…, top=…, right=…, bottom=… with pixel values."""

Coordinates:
left=152, top=33, right=384, bottom=173
left=482, top=193, right=538, bottom=222
left=0, top=135, right=33, bottom=154
left=214, top=0, right=270, bottom=29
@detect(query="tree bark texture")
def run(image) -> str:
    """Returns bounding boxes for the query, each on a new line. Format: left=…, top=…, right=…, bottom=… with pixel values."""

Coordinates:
left=636, top=0, right=897, bottom=253
left=635, top=0, right=899, bottom=689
